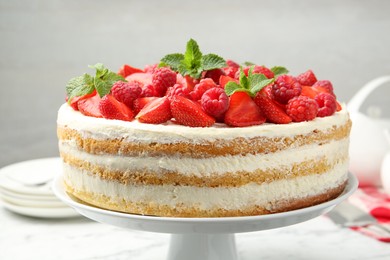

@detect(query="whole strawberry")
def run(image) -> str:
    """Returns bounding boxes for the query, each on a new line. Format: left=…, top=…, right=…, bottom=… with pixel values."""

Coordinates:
left=315, top=92, right=337, bottom=117
left=271, top=75, right=302, bottom=104
left=201, top=87, right=229, bottom=119
left=111, top=81, right=142, bottom=108
left=286, top=96, right=318, bottom=122
left=152, top=67, right=177, bottom=96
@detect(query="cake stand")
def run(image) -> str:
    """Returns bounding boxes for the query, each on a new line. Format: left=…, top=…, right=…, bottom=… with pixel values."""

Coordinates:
left=53, top=173, right=358, bottom=260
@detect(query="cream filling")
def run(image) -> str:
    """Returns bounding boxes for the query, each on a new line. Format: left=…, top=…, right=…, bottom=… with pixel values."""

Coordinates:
left=63, top=162, right=348, bottom=210
left=57, top=103, right=350, bottom=144
left=59, top=138, right=349, bottom=176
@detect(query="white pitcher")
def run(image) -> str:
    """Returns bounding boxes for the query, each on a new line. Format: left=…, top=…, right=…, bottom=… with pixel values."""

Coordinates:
left=348, top=76, right=390, bottom=187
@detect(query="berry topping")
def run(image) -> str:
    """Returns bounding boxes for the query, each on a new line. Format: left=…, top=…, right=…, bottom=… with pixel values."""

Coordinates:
left=286, top=96, right=318, bottom=122
left=141, top=84, right=159, bottom=97
left=247, top=65, right=275, bottom=79
left=315, top=93, right=337, bottom=117
left=117, top=64, right=143, bottom=78
left=111, top=81, right=142, bottom=108
left=166, top=84, right=191, bottom=100
left=226, top=59, right=240, bottom=68
left=224, top=92, right=266, bottom=127
left=223, top=66, right=239, bottom=78
left=190, top=78, right=218, bottom=101
left=136, top=97, right=172, bottom=124
left=219, top=75, right=238, bottom=89
left=99, top=94, right=134, bottom=121
left=67, top=90, right=97, bottom=111
left=152, top=67, right=177, bottom=96
left=300, top=85, right=319, bottom=99
left=170, top=96, right=215, bottom=127
left=125, top=72, right=153, bottom=86
left=254, top=93, right=292, bottom=124
left=312, top=80, right=334, bottom=96
left=78, top=92, right=102, bottom=118
left=133, top=97, right=159, bottom=115
left=144, top=64, right=158, bottom=74
left=271, top=75, right=302, bottom=104
left=201, top=87, right=229, bottom=119
left=296, top=70, right=317, bottom=86
left=204, top=68, right=226, bottom=84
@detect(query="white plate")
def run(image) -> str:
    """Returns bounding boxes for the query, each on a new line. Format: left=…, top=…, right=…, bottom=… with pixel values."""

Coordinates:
left=0, top=192, right=67, bottom=208
left=0, top=157, right=61, bottom=196
left=1, top=199, right=80, bottom=218
left=0, top=188, right=59, bottom=201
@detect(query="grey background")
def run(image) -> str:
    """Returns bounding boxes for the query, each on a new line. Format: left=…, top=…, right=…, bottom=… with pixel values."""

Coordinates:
left=1, top=0, right=389, bottom=167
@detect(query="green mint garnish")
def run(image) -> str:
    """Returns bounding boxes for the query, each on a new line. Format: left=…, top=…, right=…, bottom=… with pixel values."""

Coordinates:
left=224, top=66, right=275, bottom=97
left=160, top=39, right=227, bottom=79
left=270, top=66, right=289, bottom=77
left=66, top=63, right=124, bottom=103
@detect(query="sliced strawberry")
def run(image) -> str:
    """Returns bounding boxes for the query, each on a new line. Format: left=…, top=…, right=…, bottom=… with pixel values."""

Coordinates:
left=177, top=74, right=198, bottom=91
left=99, top=94, right=134, bottom=121
left=300, top=86, right=319, bottom=99
left=336, top=101, right=342, bottom=111
left=170, top=96, right=215, bottom=127
left=118, top=64, right=143, bottom=78
left=67, top=90, right=97, bottom=111
left=219, top=75, right=239, bottom=89
left=254, top=93, right=292, bottom=124
left=125, top=72, right=153, bottom=86
left=133, top=97, right=159, bottom=114
left=224, top=92, right=266, bottom=127
left=78, top=92, right=102, bottom=118
left=136, top=97, right=172, bottom=124
left=204, top=68, right=226, bottom=84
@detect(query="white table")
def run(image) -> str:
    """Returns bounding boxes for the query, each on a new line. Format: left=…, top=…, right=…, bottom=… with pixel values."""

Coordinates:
left=1, top=205, right=389, bottom=260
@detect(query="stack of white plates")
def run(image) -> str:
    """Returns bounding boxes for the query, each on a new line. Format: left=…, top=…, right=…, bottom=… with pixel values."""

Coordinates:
left=0, top=157, right=79, bottom=218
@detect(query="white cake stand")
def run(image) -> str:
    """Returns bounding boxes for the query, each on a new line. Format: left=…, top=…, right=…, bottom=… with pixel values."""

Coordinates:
left=53, top=173, right=358, bottom=260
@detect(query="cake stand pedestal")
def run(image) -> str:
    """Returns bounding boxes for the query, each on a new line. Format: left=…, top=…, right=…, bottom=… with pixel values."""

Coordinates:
left=53, top=173, right=357, bottom=260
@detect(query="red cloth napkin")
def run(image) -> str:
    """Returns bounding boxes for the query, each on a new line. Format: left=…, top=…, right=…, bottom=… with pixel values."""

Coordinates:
left=348, top=187, right=390, bottom=242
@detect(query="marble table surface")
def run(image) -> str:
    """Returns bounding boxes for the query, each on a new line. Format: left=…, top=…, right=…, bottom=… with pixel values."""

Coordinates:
left=1, top=204, right=389, bottom=260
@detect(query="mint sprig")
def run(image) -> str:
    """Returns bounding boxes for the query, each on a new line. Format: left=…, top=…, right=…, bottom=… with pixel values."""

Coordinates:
left=270, top=66, right=289, bottom=77
left=224, top=67, right=275, bottom=97
left=66, top=63, right=124, bottom=103
left=160, top=39, right=227, bottom=79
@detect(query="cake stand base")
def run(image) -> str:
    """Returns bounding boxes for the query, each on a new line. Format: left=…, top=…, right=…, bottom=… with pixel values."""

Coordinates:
left=53, top=173, right=358, bottom=260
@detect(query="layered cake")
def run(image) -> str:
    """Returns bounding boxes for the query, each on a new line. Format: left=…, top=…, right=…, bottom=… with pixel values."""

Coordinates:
left=58, top=39, right=351, bottom=217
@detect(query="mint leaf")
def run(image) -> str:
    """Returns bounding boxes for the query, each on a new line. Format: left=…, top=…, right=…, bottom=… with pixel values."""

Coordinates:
left=244, top=61, right=255, bottom=66
left=239, top=69, right=250, bottom=89
left=250, top=78, right=274, bottom=94
left=182, top=38, right=202, bottom=70
left=160, top=53, right=184, bottom=70
left=89, top=63, right=124, bottom=97
left=225, top=81, right=242, bottom=96
left=201, top=54, right=227, bottom=71
left=249, top=73, right=267, bottom=87
left=66, top=74, right=94, bottom=103
left=90, top=63, right=108, bottom=79
left=271, top=66, right=289, bottom=77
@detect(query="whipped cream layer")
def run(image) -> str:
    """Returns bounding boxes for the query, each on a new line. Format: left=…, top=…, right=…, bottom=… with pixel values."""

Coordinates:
left=57, top=103, right=350, bottom=144
left=59, top=138, right=349, bottom=176
left=63, top=162, right=348, bottom=210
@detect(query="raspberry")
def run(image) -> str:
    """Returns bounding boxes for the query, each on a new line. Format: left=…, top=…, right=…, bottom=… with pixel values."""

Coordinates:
left=271, top=75, right=302, bottom=104
left=312, top=80, right=334, bottom=95
left=144, top=64, right=158, bottom=74
left=296, top=70, right=317, bottom=86
left=166, top=84, right=191, bottom=100
left=201, top=87, right=229, bottom=119
left=226, top=59, right=240, bottom=68
left=223, top=66, right=239, bottom=78
left=190, top=78, right=218, bottom=101
left=141, top=84, right=159, bottom=97
left=315, top=93, right=337, bottom=117
left=204, top=68, right=226, bottom=84
left=111, top=81, right=142, bottom=108
left=286, top=96, right=318, bottom=122
left=152, top=67, right=177, bottom=96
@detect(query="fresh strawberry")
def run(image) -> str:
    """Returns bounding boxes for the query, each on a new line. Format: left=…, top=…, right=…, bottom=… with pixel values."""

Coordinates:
left=118, top=64, right=143, bottom=78
left=67, top=90, right=97, bottom=111
left=224, top=92, right=266, bottom=127
left=152, top=67, right=177, bottom=96
left=176, top=74, right=198, bottom=91
left=78, top=92, right=102, bottom=118
left=219, top=75, right=239, bottom=89
left=190, top=78, right=218, bottom=101
left=223, top=66, right=239, bottom=78
left=254, top=93, right=292, bottom=124
left=126, top=72, right=153, bottom=86
left=300, top=86, right=319, bottom=99
left=226, top=59, right=240, bottom=68
left=239, top=65, right=274, bottom=79
left=136, top=97, right=172, bottom=124
left=170, top=96, right=215, bottom=127
left=111, top=81, right=142, bottom=108
left=296, top=70, right=317, bottom=86
left=286, top=96, right=318, bottom=122
left=99, top=94, right=134, bottom=121
left=336, top=101, right=342, bottom=111
left=133, top=97, right=159, bottom=114
left=201, top=87, right=229, bottom=119
left=258, top=84, right=273, bottom=99
left=204, top=68, right=226, bottom=84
